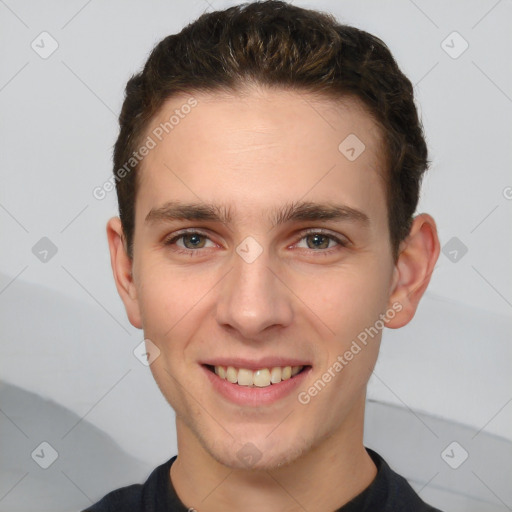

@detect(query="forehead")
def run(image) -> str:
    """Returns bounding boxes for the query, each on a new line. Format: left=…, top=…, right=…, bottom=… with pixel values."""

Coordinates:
left=136, top=85, right=387, bottom=228
left=146, top=85, right=384, bottom=163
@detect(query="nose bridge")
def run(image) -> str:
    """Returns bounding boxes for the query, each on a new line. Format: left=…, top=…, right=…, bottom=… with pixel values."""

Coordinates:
left=215, top=239, right=293, bottom=336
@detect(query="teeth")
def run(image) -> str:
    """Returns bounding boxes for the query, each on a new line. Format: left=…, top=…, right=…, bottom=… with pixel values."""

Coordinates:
left=291, top=365, right=302, bottom=376
left=226, top=366, right=237, bottom=383
left=270, top=367, right=282, bottom=383
left=213, top=365, right=304, bottom=387
left=237, top=368, right=253, bottom=386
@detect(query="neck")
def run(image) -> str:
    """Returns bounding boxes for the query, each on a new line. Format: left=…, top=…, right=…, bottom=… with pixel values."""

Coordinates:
left=170, top=398, right=377, bottom=512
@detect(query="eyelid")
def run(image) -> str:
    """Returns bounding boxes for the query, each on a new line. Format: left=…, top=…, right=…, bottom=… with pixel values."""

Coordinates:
left=163, top=227, right=350, bottom=253
left=297, top=228, right=350, bottom=246
left=162, top=228, right=216, bottom=247
left=164, top=227, right=211, bottom=240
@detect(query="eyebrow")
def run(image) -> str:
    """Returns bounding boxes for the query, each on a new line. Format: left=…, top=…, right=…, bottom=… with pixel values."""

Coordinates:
left=145, top=200, right=370, bottom=228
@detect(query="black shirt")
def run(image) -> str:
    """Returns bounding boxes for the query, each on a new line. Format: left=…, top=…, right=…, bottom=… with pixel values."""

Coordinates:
left=83, top=448, right=443, bottom=511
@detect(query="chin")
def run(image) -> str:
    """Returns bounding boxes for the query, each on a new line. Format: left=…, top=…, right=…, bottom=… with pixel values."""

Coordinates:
left=204, top=431, right=313, bottom=472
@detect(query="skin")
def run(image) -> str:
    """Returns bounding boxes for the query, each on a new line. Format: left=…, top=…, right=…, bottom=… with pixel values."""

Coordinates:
left=107, top=84, right=440, bottom=511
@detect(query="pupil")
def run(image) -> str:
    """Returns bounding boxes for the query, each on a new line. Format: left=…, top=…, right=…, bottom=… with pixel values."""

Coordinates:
left=309, top=234, right=327, bottom=249
left=185, top=234, right=203, bottom=248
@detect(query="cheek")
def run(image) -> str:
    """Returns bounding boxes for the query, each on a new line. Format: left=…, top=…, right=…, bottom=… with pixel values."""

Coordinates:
left=301, top=269, right=387, bottom=409
left=299, top=261, right=391, bottom=340
left=136, top=261, right=219, bottom=353
left=136, top=265, right=187, bottom=341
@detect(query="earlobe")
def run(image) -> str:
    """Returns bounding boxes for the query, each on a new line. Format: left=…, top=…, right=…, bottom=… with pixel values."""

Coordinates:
left=106, top=217, right=142, bottom=329
left=386, top=214, right=440, bottom=329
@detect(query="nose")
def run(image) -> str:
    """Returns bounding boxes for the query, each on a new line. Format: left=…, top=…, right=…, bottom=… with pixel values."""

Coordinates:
left=215, top=245, right=294, bottom=340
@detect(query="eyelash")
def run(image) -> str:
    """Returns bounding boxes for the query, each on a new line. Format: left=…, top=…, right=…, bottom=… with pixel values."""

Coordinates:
left=163, top=229, right=348, bottom=257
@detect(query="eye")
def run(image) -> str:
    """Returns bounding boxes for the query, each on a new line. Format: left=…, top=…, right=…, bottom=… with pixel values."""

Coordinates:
left=163, top=228, right=348, bottom=256
left=163, top=230, right=216, bottom=255
left=295, top=229, right=348, bottom=252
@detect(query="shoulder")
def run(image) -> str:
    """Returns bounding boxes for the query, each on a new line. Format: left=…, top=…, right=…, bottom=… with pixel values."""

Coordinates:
left=366, top=448, right=444, bottom=512
left=81, top=456, right=177, bottom=512
left=82, top=484, right=143, bottom=512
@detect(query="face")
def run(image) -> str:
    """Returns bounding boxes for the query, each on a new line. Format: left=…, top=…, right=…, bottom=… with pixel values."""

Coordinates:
left=120, top=86, right=399, bottom=470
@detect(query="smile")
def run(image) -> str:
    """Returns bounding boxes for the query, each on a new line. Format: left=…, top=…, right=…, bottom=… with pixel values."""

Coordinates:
left=208, top=364, right=306, bottom=387
left=202, top=360, right=312, bottom=406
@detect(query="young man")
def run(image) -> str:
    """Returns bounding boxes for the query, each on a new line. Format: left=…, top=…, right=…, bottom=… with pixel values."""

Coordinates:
left=88, top=1, right=442, bottom=510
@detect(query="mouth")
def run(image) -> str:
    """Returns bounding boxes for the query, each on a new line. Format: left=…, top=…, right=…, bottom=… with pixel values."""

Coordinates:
left=204, top=364, right=311, bottom=388
left=200, top=357, right=313, bottom=406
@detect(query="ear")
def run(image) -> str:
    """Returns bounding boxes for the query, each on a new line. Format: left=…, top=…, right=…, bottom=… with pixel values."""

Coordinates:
left=386, top=213, right=440, bottom=329
left=106, top=217, right=142, bottom=329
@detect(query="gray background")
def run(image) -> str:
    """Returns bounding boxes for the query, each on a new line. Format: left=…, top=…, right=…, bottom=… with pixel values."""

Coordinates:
left=1, top=0, right=511, bottom=510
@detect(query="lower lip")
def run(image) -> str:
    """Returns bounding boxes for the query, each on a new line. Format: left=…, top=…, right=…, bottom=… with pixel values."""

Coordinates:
left=202, top=365, right=312, bottom=406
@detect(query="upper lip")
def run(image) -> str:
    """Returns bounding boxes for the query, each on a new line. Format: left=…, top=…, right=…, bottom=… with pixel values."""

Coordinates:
left=201, top=357, right=311, bottom=370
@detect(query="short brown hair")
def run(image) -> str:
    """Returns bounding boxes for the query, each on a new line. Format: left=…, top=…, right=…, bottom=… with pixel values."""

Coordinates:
left=113, top=0, right=429, bottom=260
